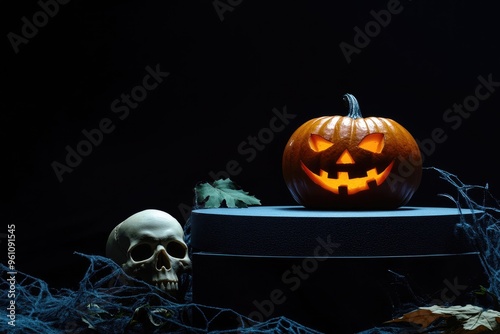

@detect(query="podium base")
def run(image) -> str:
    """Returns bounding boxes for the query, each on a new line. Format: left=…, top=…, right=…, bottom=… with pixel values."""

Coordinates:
left=190, top=206, right=488, bottom=333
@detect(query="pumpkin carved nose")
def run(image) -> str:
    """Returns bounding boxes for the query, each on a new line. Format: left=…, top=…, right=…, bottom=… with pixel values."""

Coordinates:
left=337, top=149, right=355, bottom=164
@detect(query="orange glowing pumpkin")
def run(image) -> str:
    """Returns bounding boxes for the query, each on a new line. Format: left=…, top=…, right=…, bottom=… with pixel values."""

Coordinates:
left=282, top=93, right=422, bottom=210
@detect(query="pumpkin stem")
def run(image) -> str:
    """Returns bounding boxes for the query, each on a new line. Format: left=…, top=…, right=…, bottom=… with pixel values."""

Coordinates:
left=343, top=93, right=362, bottom=119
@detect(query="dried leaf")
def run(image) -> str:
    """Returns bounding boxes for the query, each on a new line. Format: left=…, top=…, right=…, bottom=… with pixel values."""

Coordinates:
left=81, top=303, right=114, bottom=330
left=195, top=178, right=261, bottom=208
left=127, top=304, right=174, bottom=329
left=387, top=308, right=449, bottom=328
left=387, top=304, right=500, bottom=333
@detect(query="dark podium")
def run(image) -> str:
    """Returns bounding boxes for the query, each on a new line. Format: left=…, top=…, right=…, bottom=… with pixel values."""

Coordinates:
left=190, top=206, right=488, bottom=333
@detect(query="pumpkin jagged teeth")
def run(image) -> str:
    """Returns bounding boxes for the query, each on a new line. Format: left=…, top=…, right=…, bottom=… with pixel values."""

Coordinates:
left=338, top=185, right=348, bottom=196
left=367, top=179, right=378, bottom=189
left=301, top=160, right=395, bottom=195
left=337, top=171, right=350, bottom=180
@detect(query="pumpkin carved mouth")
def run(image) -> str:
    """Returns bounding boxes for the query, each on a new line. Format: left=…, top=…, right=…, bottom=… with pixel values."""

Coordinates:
left=300, top=160, right=394, bottom=195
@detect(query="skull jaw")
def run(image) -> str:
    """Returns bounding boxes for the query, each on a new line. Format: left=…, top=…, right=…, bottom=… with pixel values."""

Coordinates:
left=122, top=262, right=181, bottom=294
left=151, top=267, right=181, bottom=293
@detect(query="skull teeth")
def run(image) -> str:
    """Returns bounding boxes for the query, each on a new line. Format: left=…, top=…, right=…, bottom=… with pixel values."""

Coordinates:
left=155, top=281, right=179, bottom=291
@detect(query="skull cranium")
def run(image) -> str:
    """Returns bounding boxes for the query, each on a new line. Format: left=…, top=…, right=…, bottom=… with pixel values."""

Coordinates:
left=105, top=209, right=191, bottom=294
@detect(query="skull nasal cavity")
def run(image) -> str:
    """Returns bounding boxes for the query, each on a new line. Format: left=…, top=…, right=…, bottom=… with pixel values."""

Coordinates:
left=337, top=150, right=355, bottom=164
left=156, top=249, right=171, bottom=270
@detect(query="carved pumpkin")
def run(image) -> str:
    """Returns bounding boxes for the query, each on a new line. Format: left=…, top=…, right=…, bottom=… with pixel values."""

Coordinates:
left=282, top=93, right=422, bottom=210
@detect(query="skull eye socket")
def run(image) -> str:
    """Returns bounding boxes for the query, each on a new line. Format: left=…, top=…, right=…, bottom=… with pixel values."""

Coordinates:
left=167, top=241, right=187, bottom=258
left=130, top=244, right=154, bottom=261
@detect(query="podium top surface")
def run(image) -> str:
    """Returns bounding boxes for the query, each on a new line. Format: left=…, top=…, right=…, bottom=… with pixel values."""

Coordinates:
left=190, top=206, right=481, bottom=257
left=191, top=205, right=478, bottom=218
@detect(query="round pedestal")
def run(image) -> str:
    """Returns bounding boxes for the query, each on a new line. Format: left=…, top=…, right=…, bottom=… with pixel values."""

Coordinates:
left=190, top=206, right=488, bottom=333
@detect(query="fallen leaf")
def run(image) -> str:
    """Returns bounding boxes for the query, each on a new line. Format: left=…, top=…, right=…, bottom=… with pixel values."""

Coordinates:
left=421, top=305, right=500, bottom=331
left=387, top=304, right=500, bottom=333
left=387, top=307, right=449, bottom=328
left=194, top=178, right=261, bottom=208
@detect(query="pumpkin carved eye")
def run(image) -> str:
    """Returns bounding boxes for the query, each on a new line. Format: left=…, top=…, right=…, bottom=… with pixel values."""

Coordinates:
left=309, top=134, right=334, bottom=152
left=309, top=133, right=385, bottom=154
left=358, top=133, right=384, bottom=153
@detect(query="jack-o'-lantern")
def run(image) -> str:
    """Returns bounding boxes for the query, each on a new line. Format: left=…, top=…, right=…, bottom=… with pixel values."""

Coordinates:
left=282, top=93, right=422, bottom=210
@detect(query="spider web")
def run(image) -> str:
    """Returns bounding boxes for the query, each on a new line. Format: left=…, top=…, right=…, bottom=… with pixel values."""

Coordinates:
left=359, top=167, right=500, bottom=333
left=0, top=252, right=322, bottom=333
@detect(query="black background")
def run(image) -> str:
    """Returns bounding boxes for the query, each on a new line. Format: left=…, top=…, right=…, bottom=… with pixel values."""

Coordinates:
left=3, top=0, right=500, bottom=289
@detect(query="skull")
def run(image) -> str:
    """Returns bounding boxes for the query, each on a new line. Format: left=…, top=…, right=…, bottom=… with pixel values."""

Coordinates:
left=105, top=209, right=191, bottom=294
